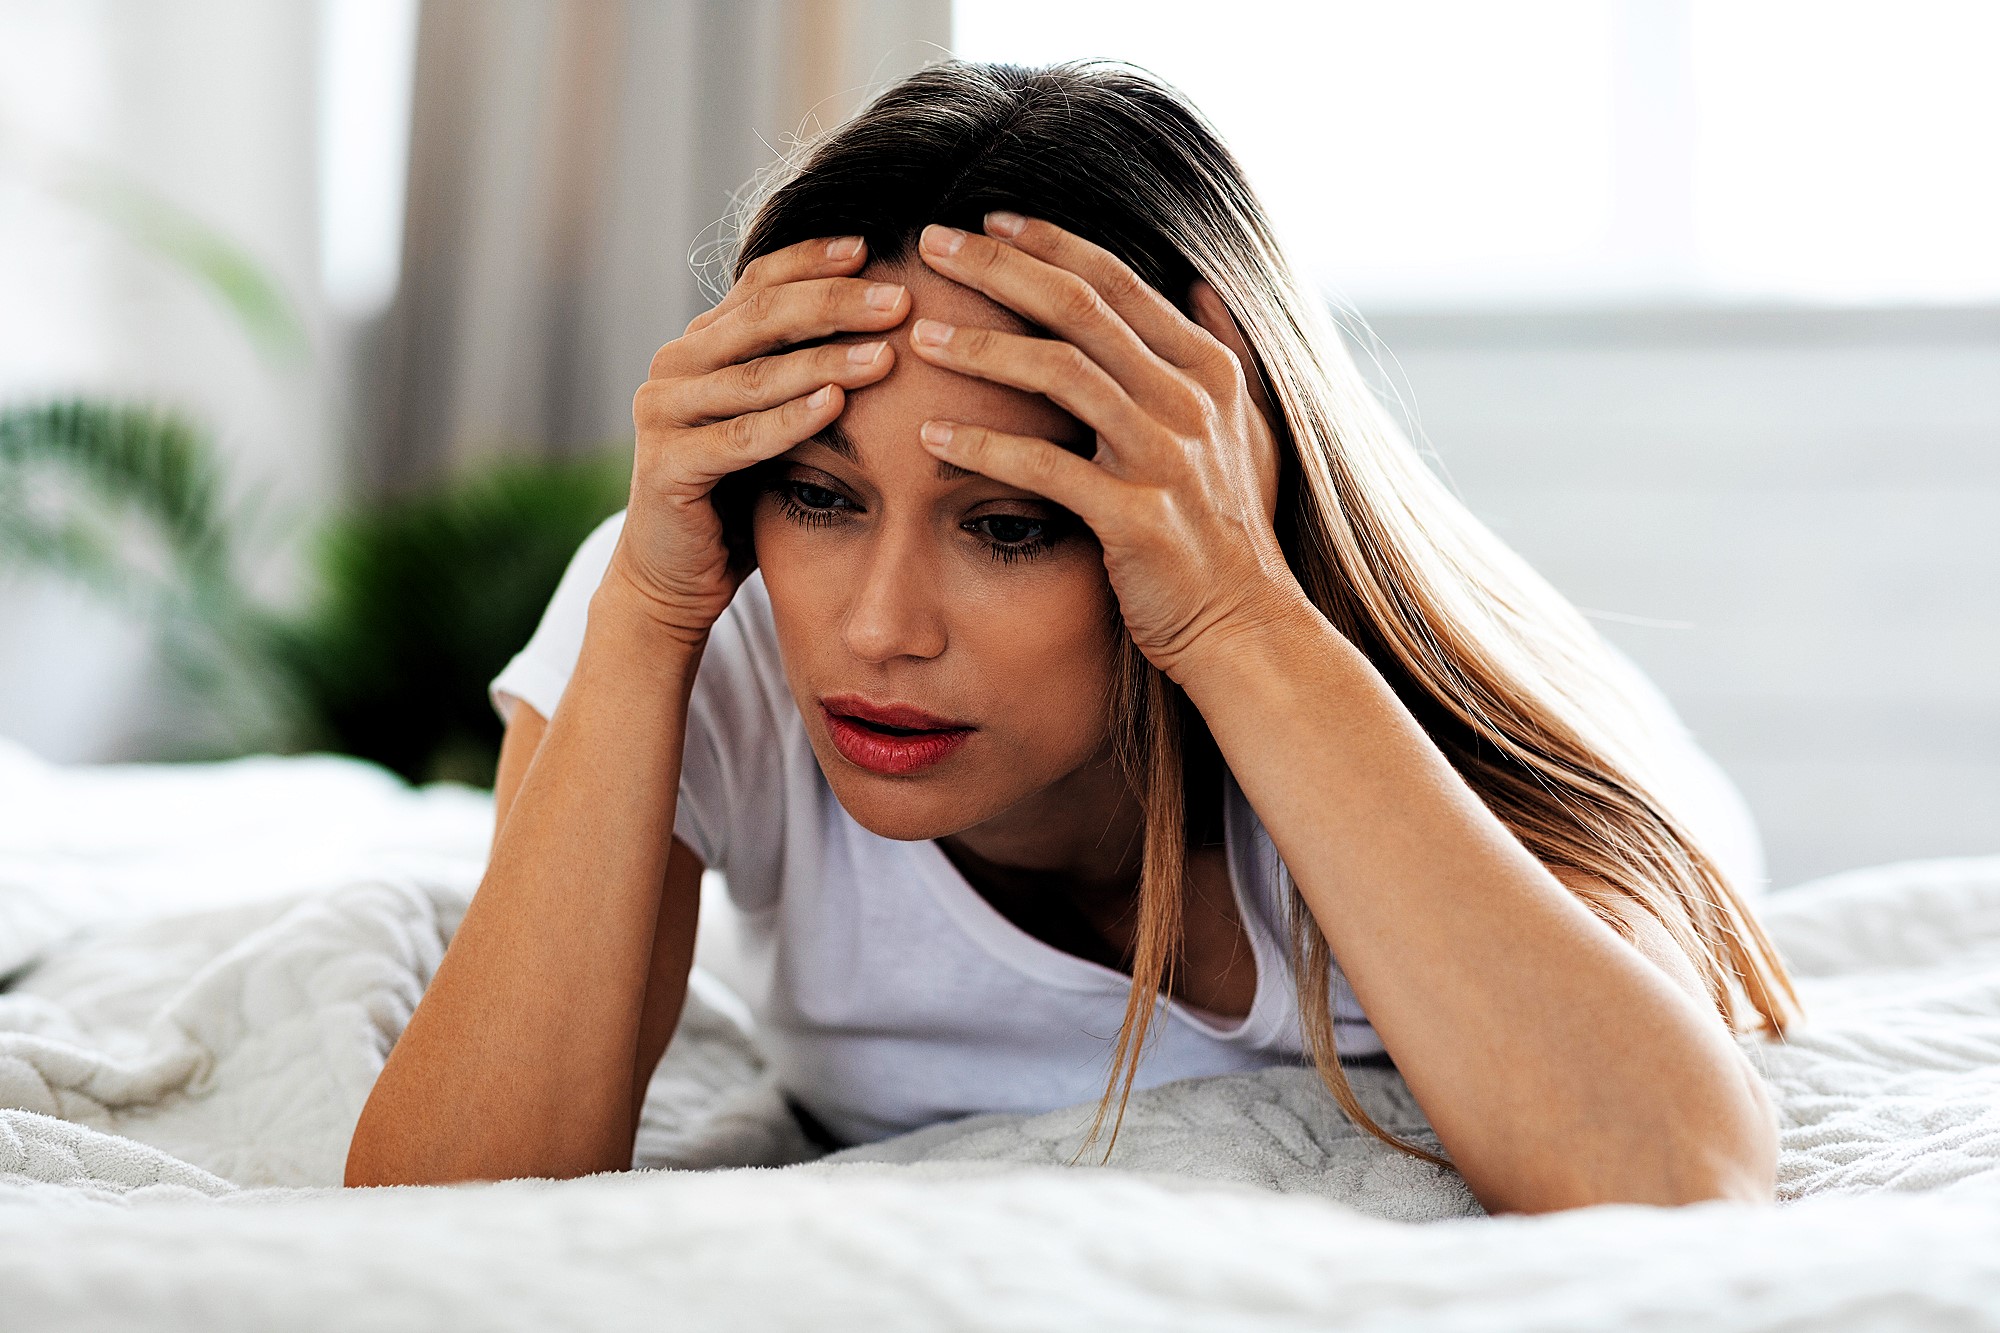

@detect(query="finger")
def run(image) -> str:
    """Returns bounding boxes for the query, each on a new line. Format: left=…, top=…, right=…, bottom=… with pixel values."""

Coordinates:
left=658, top=382, right=846, bottom=489
left=916, top=223, right=1195, bottom=413
left=916, top=419, right=1129, bottom=536
left=679, top=235, right=865, bottom=345
left=1185, top=279, right=1284, bottom=524
left=1187, top=277, right=1278, bottom=426
left=671, top=275, right=909, bottom=378
left=666, top=339, right=893, bottom=425
left=977, top=212, right=1226, bottom=376
left=683, top=235, right=866, bottom=340
left=906, top=318, right=1167, bottom=454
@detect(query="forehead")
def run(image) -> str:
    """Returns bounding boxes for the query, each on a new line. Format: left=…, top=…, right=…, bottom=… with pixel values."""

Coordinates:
left=797, top=259, right=1090, bottom=473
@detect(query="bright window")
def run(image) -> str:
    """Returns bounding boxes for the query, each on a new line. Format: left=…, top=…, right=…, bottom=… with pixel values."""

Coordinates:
left=950, top=0, right=2000, bottom=308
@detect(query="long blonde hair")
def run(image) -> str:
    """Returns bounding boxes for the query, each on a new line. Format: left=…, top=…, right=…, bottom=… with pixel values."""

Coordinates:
left=719, top=58, right=1805, bottom=1167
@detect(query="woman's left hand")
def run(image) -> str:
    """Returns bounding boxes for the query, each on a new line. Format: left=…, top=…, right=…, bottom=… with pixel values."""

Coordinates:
left=907, top=212, right=1305, bottom=685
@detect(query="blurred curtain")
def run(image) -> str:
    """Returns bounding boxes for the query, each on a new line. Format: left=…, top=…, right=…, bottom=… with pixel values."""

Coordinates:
left=361, top=0, right=949, bottom=493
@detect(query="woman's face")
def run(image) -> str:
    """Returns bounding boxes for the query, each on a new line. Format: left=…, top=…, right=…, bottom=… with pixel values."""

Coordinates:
left=750, top=258, right=1125, bottom=844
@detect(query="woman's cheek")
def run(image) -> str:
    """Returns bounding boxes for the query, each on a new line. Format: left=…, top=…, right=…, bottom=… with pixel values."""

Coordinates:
left=757, top=530, right=844, bottom=640
left=971, top=569, right=1121, bottom=740
left=748, top=506, right=825, bottom=595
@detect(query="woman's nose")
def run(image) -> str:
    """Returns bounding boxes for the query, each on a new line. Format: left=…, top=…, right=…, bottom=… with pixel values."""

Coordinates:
left=841, top=526, right=947, bottom=663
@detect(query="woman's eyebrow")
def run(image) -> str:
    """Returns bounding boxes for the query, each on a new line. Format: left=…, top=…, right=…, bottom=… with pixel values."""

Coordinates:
left=810, top=418, right=859, bottom=462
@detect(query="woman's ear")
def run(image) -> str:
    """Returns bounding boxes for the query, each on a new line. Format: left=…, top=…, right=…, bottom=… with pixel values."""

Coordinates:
left=1187, top=277, right=1279, bottom=429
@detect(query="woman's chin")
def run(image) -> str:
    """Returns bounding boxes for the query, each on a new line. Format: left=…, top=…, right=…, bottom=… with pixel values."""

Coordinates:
left=814, top=757, right=999, bottom=844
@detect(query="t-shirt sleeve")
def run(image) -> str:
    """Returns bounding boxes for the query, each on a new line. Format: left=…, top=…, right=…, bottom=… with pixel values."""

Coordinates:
left=487, top=511, right=622, bottom=730
left=487, top=509, right=732, bottom=872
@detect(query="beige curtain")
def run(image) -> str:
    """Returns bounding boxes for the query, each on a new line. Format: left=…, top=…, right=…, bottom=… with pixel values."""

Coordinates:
left=362, top=0, right=950, bottom=493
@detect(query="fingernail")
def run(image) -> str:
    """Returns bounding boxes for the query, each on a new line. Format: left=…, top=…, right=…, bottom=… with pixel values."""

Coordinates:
left=984, top=210, right=1026, bottom=238
left=847, top=340, right=886, bottom=365
left=826, top=235, right=863, bottom=260
left=911, top=318, right=953, bottom=348
left=921, top=224, right=965, bottom=257
left=920, top=420, right=954, bottom=447
left=808, top=385, right=832, bottom=407
left=865, top=283, right=905, bottom=311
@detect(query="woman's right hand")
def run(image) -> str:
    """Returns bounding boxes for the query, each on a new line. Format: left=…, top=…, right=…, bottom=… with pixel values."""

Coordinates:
left=608, top=234, right=909, bottom=646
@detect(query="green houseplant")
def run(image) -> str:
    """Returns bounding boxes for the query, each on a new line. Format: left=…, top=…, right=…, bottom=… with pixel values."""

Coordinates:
left=265, top=449, right=631, bottom=785
left=0, top=397, right=631, bottom=784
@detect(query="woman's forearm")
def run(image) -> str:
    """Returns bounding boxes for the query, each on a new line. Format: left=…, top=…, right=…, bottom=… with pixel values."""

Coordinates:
left=1173, top=591, right=1777, bottom=1215
left=345, top=580, right=705, bottom=1186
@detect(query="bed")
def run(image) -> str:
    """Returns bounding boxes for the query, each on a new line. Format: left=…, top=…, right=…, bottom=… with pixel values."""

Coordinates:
left=3, top=735, right=1997, bottom=1329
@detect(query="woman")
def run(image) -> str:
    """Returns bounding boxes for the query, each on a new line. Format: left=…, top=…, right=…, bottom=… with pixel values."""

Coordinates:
left=345, top=58, right=1803, bottom=1214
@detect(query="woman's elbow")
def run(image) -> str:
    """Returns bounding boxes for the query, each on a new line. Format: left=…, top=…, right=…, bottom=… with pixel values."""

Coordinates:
left=1629, top=1074, right=1780, bottom=1210
left=343, top=1154, right=388, bottom=1189
left=343, top=1116, right=413, bottom=1189
left=1706, top=1059, right=1782, bottom=1204
left=1636, top=1082, right=1781, bottom=1210
left=1695, top=1098, right=1781, bottom=1206
left=1494, top=1089, right=1780, bottom=1215
left=1632, top=1047, right=1781, bottom=1209
left=342, top=1099, right=458, bottom=1189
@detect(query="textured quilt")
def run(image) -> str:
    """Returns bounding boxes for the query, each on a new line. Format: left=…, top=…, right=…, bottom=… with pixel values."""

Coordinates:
left=3, top=739, right=1998, bottom=1329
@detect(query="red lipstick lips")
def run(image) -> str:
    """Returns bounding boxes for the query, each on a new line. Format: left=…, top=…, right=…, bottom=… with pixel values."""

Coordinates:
left=820, top=694, right=974, bottom=776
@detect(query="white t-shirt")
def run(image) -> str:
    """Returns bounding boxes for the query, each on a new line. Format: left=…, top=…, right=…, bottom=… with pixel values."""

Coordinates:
left=489, top=510, right=1764, bottom=1147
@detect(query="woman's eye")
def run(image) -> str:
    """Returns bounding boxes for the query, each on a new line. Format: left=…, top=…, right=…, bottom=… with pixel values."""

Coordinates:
left=969, top=513, right=1063, bottom=563
left=773, top=480, right=851, bottom=526
left=771, top=480, right=1064, bottom=564
left=789, top=482, right=847, bottom=511
left=977, top=515, right=1043, bottom=545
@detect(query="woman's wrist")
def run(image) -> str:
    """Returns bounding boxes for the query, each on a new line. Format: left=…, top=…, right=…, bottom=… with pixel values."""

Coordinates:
left=1167, top=578, right=1327, bottom=702
left=583, top=573, right=711, bottom=688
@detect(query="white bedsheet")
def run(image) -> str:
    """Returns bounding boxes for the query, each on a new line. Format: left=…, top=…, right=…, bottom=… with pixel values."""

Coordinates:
left=3, top=737, right=1999, bottom=1329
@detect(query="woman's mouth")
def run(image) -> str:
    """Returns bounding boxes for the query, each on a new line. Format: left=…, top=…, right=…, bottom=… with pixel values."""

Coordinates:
left=820, top=701, right=975, bottom=776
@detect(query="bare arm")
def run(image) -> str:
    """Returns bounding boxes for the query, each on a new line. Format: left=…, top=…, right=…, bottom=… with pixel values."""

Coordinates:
left=344, top=577, right=707, bottom=1186
left=490, top=701, right=709, bottom=1139
left=1174, top=600, right=1780, bottom=1215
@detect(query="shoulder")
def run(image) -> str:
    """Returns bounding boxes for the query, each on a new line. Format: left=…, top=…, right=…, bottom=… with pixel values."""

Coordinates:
left=489, top=509, right=630, bottom=724
left=559, top=508, right=628, bottom=602
left=685, top=566, right=816, bottom=813
left=671, top=565, right=807, bottom=891
left=695, top=566, right=787, bottom=715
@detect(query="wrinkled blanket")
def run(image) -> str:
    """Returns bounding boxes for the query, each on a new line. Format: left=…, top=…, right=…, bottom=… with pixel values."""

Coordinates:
left=3, top=740, right=1999, bottom=1329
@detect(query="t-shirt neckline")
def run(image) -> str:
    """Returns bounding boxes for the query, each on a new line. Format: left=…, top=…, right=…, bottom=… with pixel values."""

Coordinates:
left=904, top=774, right=1285, bottom=1043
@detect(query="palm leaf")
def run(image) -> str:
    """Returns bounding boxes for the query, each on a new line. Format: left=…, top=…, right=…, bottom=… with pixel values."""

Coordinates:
left=0, top=399, right=234, bottom=607
left=2, top=396, right=635, bottom=780
left=0, top=399, right=297, bottom=756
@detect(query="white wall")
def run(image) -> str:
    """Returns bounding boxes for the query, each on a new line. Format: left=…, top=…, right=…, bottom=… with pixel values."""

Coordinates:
left=1359, top=307, right=2000, bottom=885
